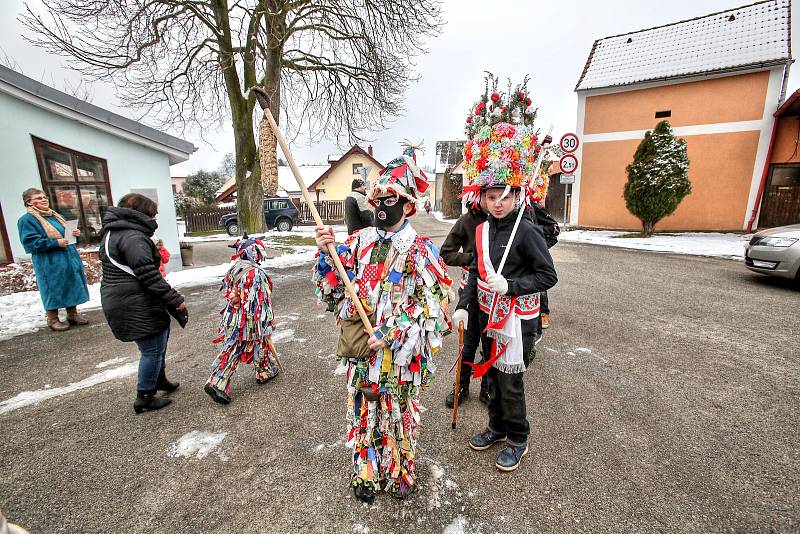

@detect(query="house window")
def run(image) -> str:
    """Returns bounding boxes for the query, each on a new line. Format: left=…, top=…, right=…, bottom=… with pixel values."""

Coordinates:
left=352, top=163, right=363, bottom=175
left=32, top=137, right=112, bottom=246
left=655, top=110, right=672, bottom=118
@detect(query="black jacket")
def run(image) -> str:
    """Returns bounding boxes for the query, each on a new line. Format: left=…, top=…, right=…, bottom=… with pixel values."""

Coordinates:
left=99, top=207, right=184, bottom=342
left=531, top=203, right=560, bottom=248
left=440, top=208, right=487, bottom=269
left=458, top=209, right=557, bottom=311
left=344, top=191, right=373, bottom=234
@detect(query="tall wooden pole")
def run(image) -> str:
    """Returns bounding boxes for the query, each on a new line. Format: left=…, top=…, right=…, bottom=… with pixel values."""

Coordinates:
left=250, top=86, right=374, bottom=333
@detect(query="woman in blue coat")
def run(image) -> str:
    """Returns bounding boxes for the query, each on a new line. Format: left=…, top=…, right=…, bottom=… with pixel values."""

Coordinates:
left=17, top=188, right=90, bottom=331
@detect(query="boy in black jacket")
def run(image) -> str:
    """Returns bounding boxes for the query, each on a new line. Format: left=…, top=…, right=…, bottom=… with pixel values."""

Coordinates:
left=452, top=88, right=558, bottom=470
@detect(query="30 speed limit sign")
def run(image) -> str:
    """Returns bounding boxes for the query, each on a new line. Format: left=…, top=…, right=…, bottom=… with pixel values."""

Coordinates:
left=560, top=133, right=579, bottom=153
left=560, top=154, right=578, bottom=174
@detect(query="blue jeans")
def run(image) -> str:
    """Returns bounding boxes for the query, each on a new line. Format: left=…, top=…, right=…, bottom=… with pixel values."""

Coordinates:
left=134, top=327, right=170, bottom=392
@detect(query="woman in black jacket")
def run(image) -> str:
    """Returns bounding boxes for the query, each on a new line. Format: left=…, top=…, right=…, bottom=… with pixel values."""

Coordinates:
left=99, top=193, right=185, bottom=414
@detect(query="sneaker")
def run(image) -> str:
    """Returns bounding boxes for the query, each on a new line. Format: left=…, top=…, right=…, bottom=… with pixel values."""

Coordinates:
left=541, top=313, right=550, bottom=329
left=445, top=385, right=469, bottom=408
left=468, top=428, right=507, bottom=451
left=495, top=443, right=529, bottom=472
left=479, top=387, right=490, bottom=405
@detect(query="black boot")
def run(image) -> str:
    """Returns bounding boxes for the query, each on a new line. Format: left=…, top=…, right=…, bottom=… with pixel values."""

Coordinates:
left=445, top=385, right=469, bottom=408
left=204, top=383, right=231, bottom=405
left=133, top=390, right=172, bottom=414
left=353, top=483, right=375, bottom=504
left=156, top=368, right=180, bottom=392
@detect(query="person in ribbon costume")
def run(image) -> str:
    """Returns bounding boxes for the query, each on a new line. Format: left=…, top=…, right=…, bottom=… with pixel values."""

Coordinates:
left=452, top=74, right=558, bottom=472
left=313, top=143, right=452, bottom=503
left=204, top=235, right=280, bottom=405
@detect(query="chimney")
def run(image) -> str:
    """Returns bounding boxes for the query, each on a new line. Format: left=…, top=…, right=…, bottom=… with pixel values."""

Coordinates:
left=368, top=145, right=373, bottom=157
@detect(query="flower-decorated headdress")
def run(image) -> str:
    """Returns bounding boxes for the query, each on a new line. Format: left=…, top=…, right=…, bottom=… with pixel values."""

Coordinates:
left=461, top=73, right=549, bottom=207
left=369, top=141, right=429, bottom=217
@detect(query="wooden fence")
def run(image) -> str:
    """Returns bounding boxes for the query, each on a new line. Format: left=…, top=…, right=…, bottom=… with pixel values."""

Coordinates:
left=184, top=200, right=344, bottom=234
left=298, top=200, right=344, bottom=223
left=184, top=207, right=235, bottom=233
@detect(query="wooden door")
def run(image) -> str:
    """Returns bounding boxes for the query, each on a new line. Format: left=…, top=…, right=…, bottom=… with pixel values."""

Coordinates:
left=760, top=165, right=800, bottom=228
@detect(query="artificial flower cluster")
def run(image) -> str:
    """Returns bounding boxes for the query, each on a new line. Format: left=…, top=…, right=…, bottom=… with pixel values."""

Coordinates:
left=463, top=122, right=541, bottom=189
left=465, top=72, right=537, bottom=138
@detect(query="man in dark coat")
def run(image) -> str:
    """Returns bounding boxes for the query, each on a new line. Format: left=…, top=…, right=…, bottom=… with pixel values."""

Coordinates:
left=440, top=204, right=488, bottom=407
left=99, top=193, right=185, bottom=414
left=344, top=178, right=373, bottom=234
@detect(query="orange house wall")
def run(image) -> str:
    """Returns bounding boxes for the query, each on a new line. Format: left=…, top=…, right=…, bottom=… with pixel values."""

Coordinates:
left=769, top=116, right=800, bottom=164
left=579, top=131, right=760, bottom=231
left=584, top=71, right=769, bottom=134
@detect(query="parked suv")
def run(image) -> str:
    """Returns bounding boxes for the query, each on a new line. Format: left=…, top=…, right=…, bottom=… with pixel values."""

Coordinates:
left=219, top=197, right=300, bottom=236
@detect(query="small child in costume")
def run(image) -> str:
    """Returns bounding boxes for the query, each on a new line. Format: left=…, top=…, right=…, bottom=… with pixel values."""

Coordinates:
left=154, top=238, right=170, bottom=277
left=313, top=144, right=452, bottom=503
left=204, top=235, right=280, bottom=405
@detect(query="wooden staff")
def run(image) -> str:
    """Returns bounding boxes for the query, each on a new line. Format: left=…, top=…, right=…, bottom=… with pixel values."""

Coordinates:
left=452, top=321, right=465, bottom=430
left=266, top=337, right=285, bottom=374
left=250, top=86, right=373, bottom=334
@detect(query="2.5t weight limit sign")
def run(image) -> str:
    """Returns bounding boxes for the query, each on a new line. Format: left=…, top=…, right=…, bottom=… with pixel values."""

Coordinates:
left=560, top=133, right=579, bottom=153
left=560, top=154, right=578, bottom=174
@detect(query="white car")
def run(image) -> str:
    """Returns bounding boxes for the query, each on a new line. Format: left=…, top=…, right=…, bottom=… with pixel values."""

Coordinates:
left=744, top=224, right=800, bottom=283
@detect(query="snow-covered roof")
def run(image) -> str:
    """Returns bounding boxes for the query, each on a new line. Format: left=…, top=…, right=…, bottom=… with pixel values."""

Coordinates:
left=278, top=165, right=329, bottom=193
left=576, top=0, right=792, bottom=91
left=170, top=164, right=190, bottom=178
left=214, top=165, right=330, bottom=200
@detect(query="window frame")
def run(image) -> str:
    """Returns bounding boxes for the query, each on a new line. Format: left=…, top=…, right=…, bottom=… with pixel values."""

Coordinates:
left=31, top=136, right=113, bottom=245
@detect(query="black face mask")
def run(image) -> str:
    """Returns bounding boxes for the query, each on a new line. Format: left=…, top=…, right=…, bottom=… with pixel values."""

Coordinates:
left=374, top=198, right=407, bottom=229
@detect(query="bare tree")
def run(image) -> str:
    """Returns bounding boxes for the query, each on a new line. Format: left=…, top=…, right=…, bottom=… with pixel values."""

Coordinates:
left=21, top=0, right=443, bottom=232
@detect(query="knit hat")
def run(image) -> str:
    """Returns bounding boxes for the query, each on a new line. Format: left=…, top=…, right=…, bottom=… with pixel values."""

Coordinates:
left=351, top=178, right=366, bottom=190
left=368, top=142, right=429, bottom=216
left=461, top=73, right=547, bottom=206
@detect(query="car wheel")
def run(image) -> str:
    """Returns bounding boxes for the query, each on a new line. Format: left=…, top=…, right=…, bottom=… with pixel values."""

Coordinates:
left=276, top=218, right=292, bottom=232
left=226, top=222, right=239, bottom=236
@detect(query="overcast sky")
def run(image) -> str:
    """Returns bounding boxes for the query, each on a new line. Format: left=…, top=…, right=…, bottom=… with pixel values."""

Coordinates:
left=2, top=0, right=799, bottom=174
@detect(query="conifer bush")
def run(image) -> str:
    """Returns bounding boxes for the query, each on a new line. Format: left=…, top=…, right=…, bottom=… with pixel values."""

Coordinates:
left=624, top=121, right=691, bottom=236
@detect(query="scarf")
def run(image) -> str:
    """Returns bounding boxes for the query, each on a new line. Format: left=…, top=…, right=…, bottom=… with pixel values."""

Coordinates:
left=467, top=221, right=539, bottom=377
left=26, top=206, right=66, bottom=239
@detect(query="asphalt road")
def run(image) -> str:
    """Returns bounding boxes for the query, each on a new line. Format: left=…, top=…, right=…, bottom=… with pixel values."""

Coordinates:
left=0, top=215, right=798, bottom=533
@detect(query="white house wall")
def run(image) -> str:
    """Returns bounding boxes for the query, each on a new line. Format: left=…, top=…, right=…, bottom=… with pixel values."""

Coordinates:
left=0, top=91, right=181, bottom=268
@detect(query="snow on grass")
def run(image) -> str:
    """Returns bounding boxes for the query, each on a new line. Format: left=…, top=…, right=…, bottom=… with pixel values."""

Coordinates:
left=167, top=431, right=227, bottom=460
left=95, top=357, right=128, bottom=369
left=0, top=362, right=138, bottom=414
left=179, top=224, right=348, bottom=243
left=0, top=244, right=319, bottom=341
left=559, top=230, right=748, bottom=259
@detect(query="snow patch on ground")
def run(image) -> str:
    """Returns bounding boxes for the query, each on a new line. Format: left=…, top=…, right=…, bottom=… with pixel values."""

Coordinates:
left=0, top=362, right=138, bottom=414
left=442, top=515, right=469, bottom=534
left=95, top=357, right=128, bottom=369
left=167, top=431, right=227, bottom=460
left=352, top=524, right=370, bottom=534
left=271, top=329, right=294, bottom=343
left=432, top=211, right=457, bottom=225
left=559, top=229, right=748, bottom=259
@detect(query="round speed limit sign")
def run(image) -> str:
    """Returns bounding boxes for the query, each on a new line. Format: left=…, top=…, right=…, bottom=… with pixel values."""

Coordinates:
left=560, top=133, right=579, bottom=153
left=560, top=154, right=578, bottom=174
